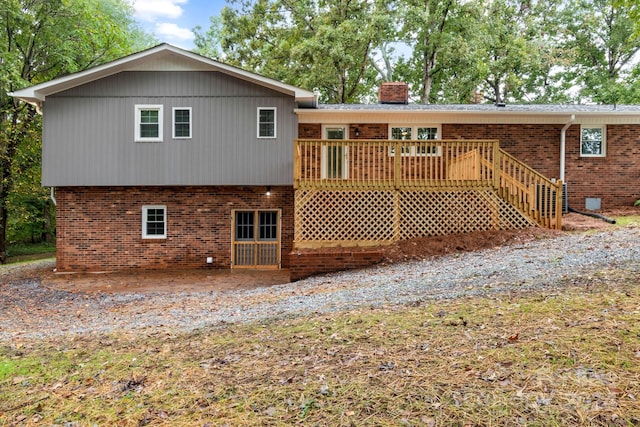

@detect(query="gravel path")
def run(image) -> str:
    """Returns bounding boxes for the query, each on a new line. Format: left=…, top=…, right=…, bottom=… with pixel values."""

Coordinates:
left=1, top=227, right=638, bottom=342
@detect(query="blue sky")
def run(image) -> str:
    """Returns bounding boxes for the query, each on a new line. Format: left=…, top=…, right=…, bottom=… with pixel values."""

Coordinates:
left=132, top=0, right=228, bottom=50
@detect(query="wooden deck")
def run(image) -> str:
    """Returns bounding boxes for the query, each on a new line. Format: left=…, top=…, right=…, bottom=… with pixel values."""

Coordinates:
left=293, top=139, right=562, bottom=248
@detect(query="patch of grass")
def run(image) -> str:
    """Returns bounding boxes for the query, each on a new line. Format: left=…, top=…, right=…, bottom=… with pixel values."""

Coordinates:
left=615, top=215, right=640, bottom=226
left=1, top=274, right=639, bottom=426
left=6, top=241, right=55, bottom=258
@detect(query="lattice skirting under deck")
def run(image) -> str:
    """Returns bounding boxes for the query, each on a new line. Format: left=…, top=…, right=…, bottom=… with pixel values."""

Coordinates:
left=294, top=189, right=534, bottom=247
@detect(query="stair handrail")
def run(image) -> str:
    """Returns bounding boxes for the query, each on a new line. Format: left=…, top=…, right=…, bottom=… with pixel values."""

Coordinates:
left=498, top=149, right=563, bottom=229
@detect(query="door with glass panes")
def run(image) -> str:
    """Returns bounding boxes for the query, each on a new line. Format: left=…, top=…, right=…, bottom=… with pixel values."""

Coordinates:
left=232, top=210, right=280, bottom=268
left=321, top=126, right=348, bottom=179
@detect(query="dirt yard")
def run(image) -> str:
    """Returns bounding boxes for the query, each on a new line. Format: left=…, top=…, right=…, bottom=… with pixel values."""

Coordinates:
left=25, top=208, right=637, bottom=294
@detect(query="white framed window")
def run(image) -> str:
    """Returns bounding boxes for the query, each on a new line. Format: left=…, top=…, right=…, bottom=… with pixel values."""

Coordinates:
left=142, top=205, right=166, bottom=239
left=580, top=125, right=606, bottom=157
left=172, top=107, right=192, bottom=139
left=389, top=125, right=441, bottom=156
left=135, top=105, right=163, bottom=142
left=257, top=107, right=277, bottom=138
left=321, top=125, right=349, bottom=179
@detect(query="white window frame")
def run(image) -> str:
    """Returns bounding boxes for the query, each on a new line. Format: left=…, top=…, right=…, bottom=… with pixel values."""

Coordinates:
left=320, top=125, right=349, bottom=179
left=580, top=125, right=606, bottom=157
left=135, top=104, right=163, bottom=142
left=388, top=125, right=442, bottom=157
left=172, top=107, right=192, bottom=139
left=142, top=205, right=167, bottom=239
left=257, top=107, right=277, bottom=138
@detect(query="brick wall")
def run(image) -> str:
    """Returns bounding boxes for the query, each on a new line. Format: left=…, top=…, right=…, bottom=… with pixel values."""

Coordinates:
left=289, top=248, right=384, bottom=281
left=350, top=124, right=388, bottom=139
left=565, top=125, right=640, bottom=208
left=443, top=123, right=640, bottom=208
left=56, top=186, right=294, bottom=271
left=298, top=123, right=321, bottom=139
left=298, top=124, right=388, bottom=139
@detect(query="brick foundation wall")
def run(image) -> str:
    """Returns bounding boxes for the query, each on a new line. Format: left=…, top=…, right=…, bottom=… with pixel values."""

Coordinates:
left=443, top=123, right=640, bottom=208
left=289, top=248, right=384, bottom=282
left=56, top=186, right=294, bottom=271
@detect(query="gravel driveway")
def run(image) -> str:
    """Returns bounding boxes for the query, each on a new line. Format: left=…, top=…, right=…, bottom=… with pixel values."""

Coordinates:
left=1, top=226, right=638, bottom=342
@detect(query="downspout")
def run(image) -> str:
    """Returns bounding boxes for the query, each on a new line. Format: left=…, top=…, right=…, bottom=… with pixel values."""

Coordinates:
left=50, top=187, right=56, bottom=206
left=560, top=115, right=616, bottom=224
left=560, top=114, right=575, bottom=182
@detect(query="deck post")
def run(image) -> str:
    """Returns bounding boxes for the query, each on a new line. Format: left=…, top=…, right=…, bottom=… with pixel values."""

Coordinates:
left=492, top=141, right=501, bottom=190
left=555, top=180, right=563, bottom=229
left=293, top=139, right=300, bottom=189
left=394, top=142, right=402, bottom=189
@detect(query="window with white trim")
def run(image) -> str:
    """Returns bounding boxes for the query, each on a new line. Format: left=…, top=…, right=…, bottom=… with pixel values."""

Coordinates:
left=173, top=107, right=192, bottom=139
left=389, top=125, right=441, bottom=156
left=580, top=125, right=606, bottom=157
left=135, top=105, right=163, bottom=142
left=142, top=205, right=166, bottom=239
left=257, top=107, right=276, bottom=138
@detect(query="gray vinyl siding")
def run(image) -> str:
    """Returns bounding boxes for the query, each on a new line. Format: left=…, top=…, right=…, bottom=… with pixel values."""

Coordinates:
left=42, top=71, right=297, bottom=186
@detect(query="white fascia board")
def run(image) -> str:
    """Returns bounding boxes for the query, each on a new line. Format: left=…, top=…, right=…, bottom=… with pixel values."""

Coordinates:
left=10, top=44, right=317, bottom=106
left=295, top=108, right=640, bottom=124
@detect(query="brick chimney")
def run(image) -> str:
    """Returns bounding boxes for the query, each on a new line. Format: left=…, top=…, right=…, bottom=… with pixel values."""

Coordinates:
left=379, top=82, right=409, bottom=104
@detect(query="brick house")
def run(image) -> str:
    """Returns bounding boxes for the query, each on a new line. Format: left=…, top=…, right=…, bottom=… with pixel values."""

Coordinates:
left=10, top=44, right=640, bottom=279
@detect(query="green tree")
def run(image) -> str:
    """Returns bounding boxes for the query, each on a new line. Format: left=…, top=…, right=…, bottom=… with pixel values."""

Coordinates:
left=474, top=0, right=567, bottom=104
left=562, top=0, right=640, bottom=103
left=193, top=15, right=224, bottom=60
left=394, top=0, right=480, bottom=103
left=198, top=0, right=393, bottom=103
left=0, top=0, right=153, bottom=262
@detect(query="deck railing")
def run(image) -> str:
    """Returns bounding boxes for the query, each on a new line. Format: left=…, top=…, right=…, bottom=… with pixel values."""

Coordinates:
left=294, top=139, right=498, bottom=190
left=498, top=150, right=563, bottom=229
left=294, top=139, right=562, bottom=229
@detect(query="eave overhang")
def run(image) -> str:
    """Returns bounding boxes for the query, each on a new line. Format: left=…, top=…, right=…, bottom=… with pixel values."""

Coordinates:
left=10, top=43, right=318, bottom=109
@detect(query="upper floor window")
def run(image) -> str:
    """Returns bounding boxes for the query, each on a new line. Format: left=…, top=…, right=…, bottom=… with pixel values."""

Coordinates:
left=258, top=107, right=277, bottom=138
left=142, top=205, right=166, bottom=239
left=173, top=107, right=192, bottom=139
left=581, top=125, right=606, bottom=157
left=389, top=125, right=441, bottom=156
left=135, top=105, right=163, bottom=142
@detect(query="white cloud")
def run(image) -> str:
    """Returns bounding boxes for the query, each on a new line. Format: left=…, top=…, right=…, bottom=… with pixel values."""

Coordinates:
left=154, top=22, right=195, bottom=41
left=133, top=0, right=187, bottom=21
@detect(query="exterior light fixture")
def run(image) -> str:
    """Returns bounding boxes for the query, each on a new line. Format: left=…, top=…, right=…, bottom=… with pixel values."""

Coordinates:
left=354, top=127, right=360, bottom=137
left=266, top=186, right=271, bottom=196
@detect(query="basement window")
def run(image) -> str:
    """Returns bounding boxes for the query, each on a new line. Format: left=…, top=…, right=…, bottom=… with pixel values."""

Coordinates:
left=580, top=125, right=606, bottom=157
left=142, top=205, right=166, bottom=239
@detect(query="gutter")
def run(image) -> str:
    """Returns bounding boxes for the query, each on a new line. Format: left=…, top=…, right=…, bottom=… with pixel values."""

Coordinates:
left=560, top=114, right=575, bottom=182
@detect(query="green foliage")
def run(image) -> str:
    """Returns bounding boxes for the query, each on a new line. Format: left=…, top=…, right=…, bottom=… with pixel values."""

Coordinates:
left=198, top=0, right=392, bottom=103
left=194, top=0, right=640, bottom=105
left=634, top=199, right=640, bottom=206
left=6, top=241, right=55, bottom=258
left=0, top=0, right=155, bottom=261
left=561, top=0, right=640, bottom=103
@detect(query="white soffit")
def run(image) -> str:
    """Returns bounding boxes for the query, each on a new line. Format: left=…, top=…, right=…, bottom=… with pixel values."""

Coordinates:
left=295, top=109, right=640, bottom=125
